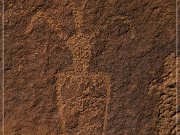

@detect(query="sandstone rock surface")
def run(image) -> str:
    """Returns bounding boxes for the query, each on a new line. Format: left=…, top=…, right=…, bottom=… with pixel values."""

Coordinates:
left=1, top=0, right=177, bottom=135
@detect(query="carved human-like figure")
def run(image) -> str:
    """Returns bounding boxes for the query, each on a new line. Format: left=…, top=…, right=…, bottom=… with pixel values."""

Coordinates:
left=56, top=6, right=111, bottom=135
left=26, top=2, right=111, bottom=135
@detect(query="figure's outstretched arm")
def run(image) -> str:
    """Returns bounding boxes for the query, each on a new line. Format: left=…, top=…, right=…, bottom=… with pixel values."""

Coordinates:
left=26, top=11, right=68, bottom=40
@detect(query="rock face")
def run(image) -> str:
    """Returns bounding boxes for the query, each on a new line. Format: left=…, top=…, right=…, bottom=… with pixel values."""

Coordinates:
left=149, top=54, right=179, bottom=135
left=2, top=0, right=177, bottom=135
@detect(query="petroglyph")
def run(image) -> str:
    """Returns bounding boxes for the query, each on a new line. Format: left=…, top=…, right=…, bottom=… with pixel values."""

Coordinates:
left=26, top=1, right=112, bottom=135
left=55, top=2, right=111, bottom=135
left=149, top=53, right=180, bottom=135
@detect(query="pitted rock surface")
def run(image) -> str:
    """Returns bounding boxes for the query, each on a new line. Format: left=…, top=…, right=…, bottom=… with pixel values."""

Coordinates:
left=2, top=0, right=177, bottom=135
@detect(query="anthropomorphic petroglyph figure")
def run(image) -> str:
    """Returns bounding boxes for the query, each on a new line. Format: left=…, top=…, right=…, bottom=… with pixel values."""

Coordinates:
left=26, top=2, right=112, bottom=135
left=56, top=5, right=111, bottom=135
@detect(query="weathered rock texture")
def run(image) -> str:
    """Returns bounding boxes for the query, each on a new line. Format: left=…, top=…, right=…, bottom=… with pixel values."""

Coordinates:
left=149, top=53, right=179, bottom=135
left=1, top=0, right=177, bottom=135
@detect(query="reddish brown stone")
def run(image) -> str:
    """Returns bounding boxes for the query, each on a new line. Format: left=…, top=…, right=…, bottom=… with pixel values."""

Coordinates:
left=2, top=0, right=177, bottom=135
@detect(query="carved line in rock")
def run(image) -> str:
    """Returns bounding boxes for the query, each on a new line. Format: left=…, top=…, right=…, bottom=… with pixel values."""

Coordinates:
left=26, top=11, right=68, bottom=40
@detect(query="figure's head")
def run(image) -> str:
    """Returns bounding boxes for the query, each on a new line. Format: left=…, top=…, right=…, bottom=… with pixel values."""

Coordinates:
left=66, top=3, right=97, bottom=73
left=67, top=34, right=92, bottom=73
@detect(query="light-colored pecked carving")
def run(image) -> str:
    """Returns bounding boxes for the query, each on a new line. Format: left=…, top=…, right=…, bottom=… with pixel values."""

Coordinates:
left=56, top=2, right=111, bottom=135
left=26, top=11, right=68, bottom=40
left=25, top=1, right=136, bottom=134
left=149, top=53, right=180, bottom=135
